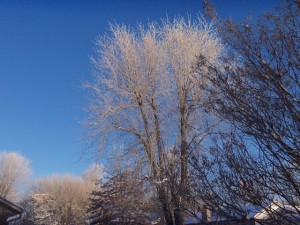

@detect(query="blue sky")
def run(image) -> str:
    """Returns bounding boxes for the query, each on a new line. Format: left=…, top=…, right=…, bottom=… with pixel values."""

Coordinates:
left=0, top=0, right=279, bottom=178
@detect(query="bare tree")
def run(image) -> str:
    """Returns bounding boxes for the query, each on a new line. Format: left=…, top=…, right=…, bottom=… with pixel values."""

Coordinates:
left=82, top=163, right=104, bottom=189
left=24, top=174, right=93, bottom=225
left=0, top=151, right=31, bottom=201
left=85, top=16, right=223, bottom=225
left=191, top=1, right=300, bottom=224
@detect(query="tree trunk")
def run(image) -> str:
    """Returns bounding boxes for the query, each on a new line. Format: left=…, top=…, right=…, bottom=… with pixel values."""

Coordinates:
left=174, top=101, right=188, bottom=225
left=157, top=187, right=174, bottom=225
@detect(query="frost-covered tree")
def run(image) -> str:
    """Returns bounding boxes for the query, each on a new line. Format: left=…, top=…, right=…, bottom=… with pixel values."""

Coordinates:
left=0, top=151, right=31, bottom=201
left=82, top=163, right=104, bottom=188
left=25, top=174, right=93, bottom=225
left=85, top=16, right=223, bottom=225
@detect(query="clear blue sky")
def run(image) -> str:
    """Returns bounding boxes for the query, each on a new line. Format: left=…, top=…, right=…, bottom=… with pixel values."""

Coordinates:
left=0, top=0, right=279, bottom=178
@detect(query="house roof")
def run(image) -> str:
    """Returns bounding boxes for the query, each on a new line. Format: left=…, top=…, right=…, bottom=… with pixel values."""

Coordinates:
left=0, top=196, right=23, bottom=223
left=187, top=219, right=256, bottom=225
left=254, top=201, right=300, bottom=220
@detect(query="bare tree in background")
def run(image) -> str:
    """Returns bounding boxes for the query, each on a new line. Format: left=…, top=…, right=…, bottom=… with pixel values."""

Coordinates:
left=82, top=163, right=104, bottom=189
left=85, top=16, right=223, bottom=225
left=24, top=174, right=94, bottom=225
left=0, top=151, right=31, bottom=201
left=191, top=1, right=300, bottom=224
